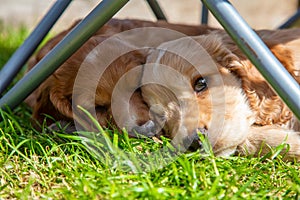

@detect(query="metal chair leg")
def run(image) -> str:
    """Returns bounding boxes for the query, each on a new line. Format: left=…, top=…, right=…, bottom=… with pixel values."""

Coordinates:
left=278, top=9, right=300, bottom=29
left=201, top=3, right=209, bottom=24
left=0, top=0, right=72, bottom=95
left=146, top=0, right=167, bottom=20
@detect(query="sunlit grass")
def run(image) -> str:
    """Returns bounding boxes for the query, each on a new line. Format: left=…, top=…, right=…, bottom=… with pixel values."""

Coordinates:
left=0, top=26, right=299, bottom=199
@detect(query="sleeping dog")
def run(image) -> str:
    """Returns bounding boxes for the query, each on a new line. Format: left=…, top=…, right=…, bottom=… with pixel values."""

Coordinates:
left=25, top=18, right=300, bottom=161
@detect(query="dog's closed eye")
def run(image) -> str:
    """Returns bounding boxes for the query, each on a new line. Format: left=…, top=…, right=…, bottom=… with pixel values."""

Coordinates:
left=194, top=77, right=207, bottom=93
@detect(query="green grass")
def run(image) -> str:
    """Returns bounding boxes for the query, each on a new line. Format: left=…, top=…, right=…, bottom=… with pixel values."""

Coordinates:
left=0, top=26, right=300, bottom=199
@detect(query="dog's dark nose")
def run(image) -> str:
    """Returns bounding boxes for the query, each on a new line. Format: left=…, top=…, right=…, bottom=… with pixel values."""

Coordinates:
left=183, top=128, right=208, bottom=151
left=130, top=120, right=156, bottom=138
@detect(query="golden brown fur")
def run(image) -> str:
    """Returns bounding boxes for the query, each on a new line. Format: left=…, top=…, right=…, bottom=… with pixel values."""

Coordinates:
left=219, top=30, right=300, bottom=128
left=142, top=30, right=300, bottom=160
left=25, top=18, right=300, bottom=161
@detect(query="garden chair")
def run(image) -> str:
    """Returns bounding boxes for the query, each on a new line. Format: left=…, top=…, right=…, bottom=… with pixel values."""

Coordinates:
left=0, top=0, right=299, bottom=120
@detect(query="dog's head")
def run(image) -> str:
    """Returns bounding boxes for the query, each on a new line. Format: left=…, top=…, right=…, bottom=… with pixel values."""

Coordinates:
left=139, top=34, right=255, bottom=155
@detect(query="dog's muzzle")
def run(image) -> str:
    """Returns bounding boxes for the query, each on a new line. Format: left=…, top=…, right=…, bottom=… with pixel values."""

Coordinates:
left=130, top=120, right=209, bottom=152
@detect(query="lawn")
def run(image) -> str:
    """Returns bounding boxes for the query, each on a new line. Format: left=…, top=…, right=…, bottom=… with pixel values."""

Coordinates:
left=0, top=26, right=299, bottom=199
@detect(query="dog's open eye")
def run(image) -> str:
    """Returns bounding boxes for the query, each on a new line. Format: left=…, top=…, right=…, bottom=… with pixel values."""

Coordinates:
left=194, top=77, right=207, bottom=93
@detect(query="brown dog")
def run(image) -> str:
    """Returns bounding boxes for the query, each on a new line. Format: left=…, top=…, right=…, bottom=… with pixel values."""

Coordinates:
left=141, top=29, right=300, bottom=160
left=25, top=18, right=216, bottom=132
left=26, top=18, right=300, bottom=160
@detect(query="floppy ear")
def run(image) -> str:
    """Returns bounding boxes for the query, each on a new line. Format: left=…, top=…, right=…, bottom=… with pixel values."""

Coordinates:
left=202, top=31, right=299, bottom=126
left=220, top=38, right=296, bottom=126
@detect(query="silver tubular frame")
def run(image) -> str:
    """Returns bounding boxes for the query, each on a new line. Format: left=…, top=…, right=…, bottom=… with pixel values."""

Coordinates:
left=0, top=0, right=299, bottom=121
